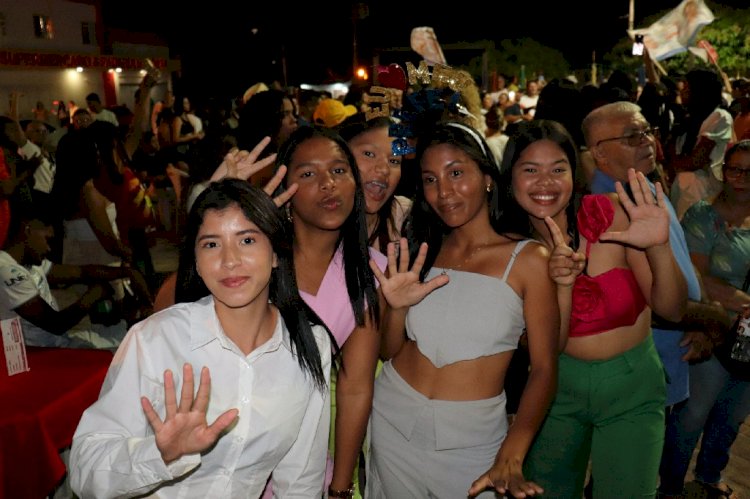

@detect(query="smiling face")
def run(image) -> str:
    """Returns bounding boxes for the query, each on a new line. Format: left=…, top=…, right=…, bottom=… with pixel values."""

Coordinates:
left=512, top=139, right=574, bottom=223
left=420, top=143, right=491, bottom=229
left=287, top=136, right=356, bottom=233
left=347, top=125, right=402, bottom=215
left=195, top=204, right=276, bottom=312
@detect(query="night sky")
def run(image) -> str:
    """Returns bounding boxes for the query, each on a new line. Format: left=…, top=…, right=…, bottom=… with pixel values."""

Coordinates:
left=102, top=0, right=747, bottom=97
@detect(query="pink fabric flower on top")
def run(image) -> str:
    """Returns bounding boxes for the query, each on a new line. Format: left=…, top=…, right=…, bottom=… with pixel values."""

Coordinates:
left=577, top=194, right=615, bottom=244
left=572, top=274, right=606, bottom=323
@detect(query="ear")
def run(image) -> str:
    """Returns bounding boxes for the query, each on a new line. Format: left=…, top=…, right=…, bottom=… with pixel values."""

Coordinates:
left=484, top=173, right=493, bottom=189
left=272, top=252, right=279, bottom=269
left=590, top=145, right=607, bottom=164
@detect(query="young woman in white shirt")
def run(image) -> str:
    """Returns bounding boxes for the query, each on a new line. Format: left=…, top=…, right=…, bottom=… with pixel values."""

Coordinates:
left=70, top=179, right=332, bottom=498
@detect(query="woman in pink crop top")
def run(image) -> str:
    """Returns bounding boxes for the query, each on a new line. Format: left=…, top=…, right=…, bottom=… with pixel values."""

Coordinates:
left=501, top=119, right=687, bottom=497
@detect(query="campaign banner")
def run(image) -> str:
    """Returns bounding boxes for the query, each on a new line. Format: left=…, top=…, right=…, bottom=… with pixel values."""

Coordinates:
left=631, top=0, right=715, bottom=61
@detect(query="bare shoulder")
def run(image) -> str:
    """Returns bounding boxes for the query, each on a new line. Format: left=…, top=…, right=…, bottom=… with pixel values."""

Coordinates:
left=608, top=192, right=632, bottom=231
left=500, top=236, right=550, bottom=283
left=512, top=237, right=551, bottom=263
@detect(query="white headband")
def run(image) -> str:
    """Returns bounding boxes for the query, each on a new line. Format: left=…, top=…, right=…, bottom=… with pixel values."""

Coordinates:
left=445, top=122, right=488, bottom=159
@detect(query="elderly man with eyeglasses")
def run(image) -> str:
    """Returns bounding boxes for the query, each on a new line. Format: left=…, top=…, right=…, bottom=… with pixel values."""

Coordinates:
left=582, top=101, right=730, bottom=495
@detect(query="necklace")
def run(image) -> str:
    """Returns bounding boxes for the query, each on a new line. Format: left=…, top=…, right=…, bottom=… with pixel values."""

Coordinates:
left=441, top=240, right=490, bottom=275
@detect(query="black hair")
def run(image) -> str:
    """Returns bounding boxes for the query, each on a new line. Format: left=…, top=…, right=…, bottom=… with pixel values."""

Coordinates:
left=681, top=69, right=724, bottom=153
left=499, top=119, right=580, bottom=246
left=172, top=95, right=193, bottom=115
left=406, top=121, right=504, bottom=279
left=724, top=139, right=750, bottom=165
left=175, top=179, right=328, bottom=390
left=534, top=78, right=586, bottom=147
left=85, top=93, right=101, bottom=103
left=237, top=89, right=291, bottom=154
left=0, top=116, right=17, bottom=150
left=5, top=202, right=51, bottom=247
left=86, top=120, right=127, bottom=185
left=337, top=114, right=404, bottom=249
left=275, top=125, right=380, bottom=338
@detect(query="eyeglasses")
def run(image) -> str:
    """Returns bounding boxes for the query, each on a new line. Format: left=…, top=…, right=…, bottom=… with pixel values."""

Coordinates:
left=723, top=166, right=750, bottom=178
left=596, top=127, right=657, bottom=147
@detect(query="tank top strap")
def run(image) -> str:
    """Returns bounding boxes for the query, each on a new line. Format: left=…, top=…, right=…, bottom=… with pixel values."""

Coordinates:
left=501, top=239, right=532, bottom=282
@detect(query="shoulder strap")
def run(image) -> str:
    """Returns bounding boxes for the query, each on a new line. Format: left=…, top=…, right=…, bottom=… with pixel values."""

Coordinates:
left=502, top=239, right=532, bottom=281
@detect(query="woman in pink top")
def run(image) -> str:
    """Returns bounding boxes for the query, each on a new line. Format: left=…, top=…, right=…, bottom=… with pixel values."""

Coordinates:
left=275, top=125, right=385, bottom=498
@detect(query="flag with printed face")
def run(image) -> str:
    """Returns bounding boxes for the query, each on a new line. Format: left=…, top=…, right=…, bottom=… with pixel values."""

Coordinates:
left=631, top=0, right=715, bottom=61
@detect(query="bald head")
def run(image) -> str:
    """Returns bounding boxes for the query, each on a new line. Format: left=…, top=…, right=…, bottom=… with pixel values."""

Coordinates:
left=582, top=101, right=656, bottom=182
left=25, top=120, right=48, bottom=146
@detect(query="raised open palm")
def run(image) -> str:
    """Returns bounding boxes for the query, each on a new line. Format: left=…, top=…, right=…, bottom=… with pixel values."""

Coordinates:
left=141, top=364, right=238, bottom=464
left=369, top=238, right=449, bottom=310
left=599, top=169, right=669, bottom=249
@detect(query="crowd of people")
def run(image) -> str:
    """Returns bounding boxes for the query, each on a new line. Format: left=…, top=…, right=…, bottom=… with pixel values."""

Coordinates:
left=1, top=56, right=749, bottom=498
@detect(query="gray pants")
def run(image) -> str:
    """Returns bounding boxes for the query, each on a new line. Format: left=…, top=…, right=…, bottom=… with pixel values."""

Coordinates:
left=367, top=361, right=507, bottom=498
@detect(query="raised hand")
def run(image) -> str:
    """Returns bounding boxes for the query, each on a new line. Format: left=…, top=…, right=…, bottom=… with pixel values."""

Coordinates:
left=600, top=168, right=669, bottom=249
left=210, top=137, right=298, bottom=208
left=544, top=216, right=585, bottom=287
left=369, top=238, right=449, bottom=310
left=469, top=458, right=543, bottom=498
left=211, top=138, right=276, bottom=181
left=141, top=364, right=238, bottom=465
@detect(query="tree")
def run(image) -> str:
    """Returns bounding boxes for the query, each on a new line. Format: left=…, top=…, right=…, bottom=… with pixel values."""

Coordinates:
left=463, top=38, right=571, bottom=85
left=606, top=3, right=750, bottom=79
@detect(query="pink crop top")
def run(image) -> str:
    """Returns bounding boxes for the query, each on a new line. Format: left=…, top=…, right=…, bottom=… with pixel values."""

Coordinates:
left=569, top=195, right=647, bottom=337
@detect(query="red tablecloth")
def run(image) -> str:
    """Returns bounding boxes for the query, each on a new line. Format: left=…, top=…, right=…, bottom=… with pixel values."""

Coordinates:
left=0, top=346, right=112, bottom=499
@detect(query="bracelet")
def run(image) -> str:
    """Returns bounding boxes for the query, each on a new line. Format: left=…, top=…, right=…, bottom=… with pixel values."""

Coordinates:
left=327, top=483, right=354, bottom=498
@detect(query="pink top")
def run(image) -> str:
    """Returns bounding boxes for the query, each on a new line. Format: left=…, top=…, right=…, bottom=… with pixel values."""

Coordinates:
left=300, top=245, right=386, bottom=348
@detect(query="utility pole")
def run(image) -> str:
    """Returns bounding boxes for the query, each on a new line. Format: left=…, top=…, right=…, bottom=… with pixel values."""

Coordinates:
left=352, top=4, right=358, bottom=79
left=629, top=0, right=634, bottom=32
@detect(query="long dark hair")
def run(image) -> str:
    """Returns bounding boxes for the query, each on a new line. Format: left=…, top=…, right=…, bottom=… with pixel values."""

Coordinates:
left=681, top=69, right=724, bottom=153
left=237, top=89, right=290, bottom=154
left=337, top=114, right=403, bottom=249
left=499, top=119, right=580, bottom=245
left=175, top=179, right=328, bottom=390
left=275, top=125, right=380, bottom=335
left=406, top=121, right=505, bottom=279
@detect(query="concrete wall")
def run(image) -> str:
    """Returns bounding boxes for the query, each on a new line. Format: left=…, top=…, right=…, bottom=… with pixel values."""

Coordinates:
left=0, top=0, right=98, bottom=53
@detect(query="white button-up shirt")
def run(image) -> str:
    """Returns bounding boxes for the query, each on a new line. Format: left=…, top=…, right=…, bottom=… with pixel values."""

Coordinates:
left=70, top=295, right=331, bottom=498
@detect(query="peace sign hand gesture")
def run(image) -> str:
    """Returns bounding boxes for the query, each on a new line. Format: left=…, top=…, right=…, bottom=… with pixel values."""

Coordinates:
left=544, top=216, right=586, bottom=288
left=369, top=238, right=449, bottom=310
left=210, top=137, right=298, bottom=207
left=599, top=169, right=670, bottom=249
left=141, top=364, right=239, bottom=465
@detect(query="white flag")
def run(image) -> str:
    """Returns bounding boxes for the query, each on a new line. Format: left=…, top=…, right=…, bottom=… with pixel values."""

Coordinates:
left=631, top=0, right=715, bottom=61
left=410, top=27, right=447, bottom=66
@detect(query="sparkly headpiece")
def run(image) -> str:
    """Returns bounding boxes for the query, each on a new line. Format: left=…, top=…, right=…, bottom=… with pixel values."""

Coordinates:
left=362, top=61, right=479, bottom=156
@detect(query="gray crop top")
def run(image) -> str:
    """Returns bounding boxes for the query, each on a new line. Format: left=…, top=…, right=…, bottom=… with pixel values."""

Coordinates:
left=405, top=239, right=532, bottom=368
